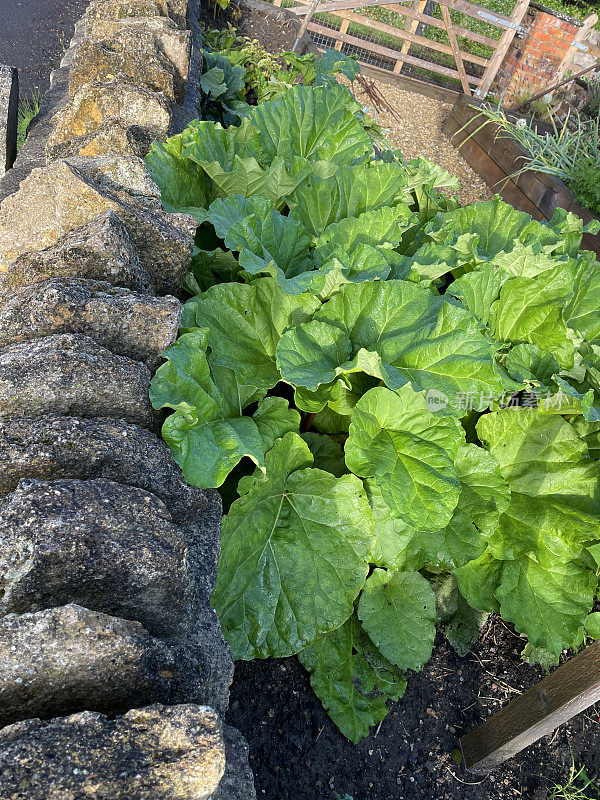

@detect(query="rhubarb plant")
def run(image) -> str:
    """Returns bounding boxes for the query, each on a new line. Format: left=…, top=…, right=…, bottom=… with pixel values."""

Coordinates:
left=148, top=67, right=600, bottom=742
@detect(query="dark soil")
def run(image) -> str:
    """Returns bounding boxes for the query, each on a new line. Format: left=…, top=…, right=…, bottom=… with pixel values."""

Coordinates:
left=228, top=617, right=600, bottom=800
left=200, top=1, right=300, bottom=54
left=0, top=0, right=89, bottom=98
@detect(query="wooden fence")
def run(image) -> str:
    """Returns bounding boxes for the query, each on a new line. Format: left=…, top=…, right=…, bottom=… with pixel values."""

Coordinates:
left=274, top=0, right=531, bottom=96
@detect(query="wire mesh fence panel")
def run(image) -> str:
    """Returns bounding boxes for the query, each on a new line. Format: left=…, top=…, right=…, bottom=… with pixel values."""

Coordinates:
left=269, top=0, right=530, bottom=91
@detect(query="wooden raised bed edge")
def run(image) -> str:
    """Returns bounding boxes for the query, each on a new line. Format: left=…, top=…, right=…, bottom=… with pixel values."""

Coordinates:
left=443, top=94, right=600, bottom=256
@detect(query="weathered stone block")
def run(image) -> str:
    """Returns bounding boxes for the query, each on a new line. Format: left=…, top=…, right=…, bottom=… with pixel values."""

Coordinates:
left=70, top=32, right=176, bottom=103
left=0, top=415, right=203, bottom=521
left=0, top=66, right=18, bottom=175
left=0, top=477, right=191, bottom=635
left=0, top=160, right=195, bottom=295
left=0, top=334, right=153, bottom=425
left=0, top=210, right=154, bottom=297
left=0, top=704, right=225, bottom=800
left=0, top=604, right=172, bottom=727
left=168, top=491, right=234, bottom=716
left=46, top=80, right=171, bottom=152
left=0, top=278, right=181, bottom=368
left=46, top=120, right=157, bottom=160
left=70, top=155, right=161, bottom=207
left=86, top=0, right=167, bottom=23
left=86, top=17, right=191, bottom=91
left=214, top=725, right=256, bottom=800
left=87, top=0, right=187, bottom=30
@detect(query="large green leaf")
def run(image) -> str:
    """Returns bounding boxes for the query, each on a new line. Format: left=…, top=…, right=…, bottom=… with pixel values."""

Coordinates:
left=313, top=206, right=414, bottom=268
left=490, top=264, right=575, bottom=368
left=289, top=162, right=411, bottom=237
left=425, top=196, right=575, bottom=265
left=298, top=614, right=406, bottom=743
left=364, top=479, right=455, bottom=572
left=149, top=329, right=299, bottom=487
left=345, top=386, right=464, bottom=530
left=363, top=442, right=507, bottom=572
left=206, top=195, right=313, bottom=283
left=504, top=343, right=560, bottom=387
left=181, top=117, right=251, bottom=175
left=188, top=277, right=320, bottom=390
left=276, top=280, right=504, bottom=412
left=246, top=83, right=372, bottom=168
left=145, top=134, right=214, bottom=219
left=301, top=432, right=347, bottom=477
left=495, top=555, right=596, bottom=656
left=211, top=433, right=374, bottom=658
left=454, top=443, right=510, bottom=536
left=565, top=254, right=600, bottom=344
left=447, top=264, right=507, bottom=327
left=477, top=409, right=600, bottom=564
left=357, top=568, right=436, bottom=671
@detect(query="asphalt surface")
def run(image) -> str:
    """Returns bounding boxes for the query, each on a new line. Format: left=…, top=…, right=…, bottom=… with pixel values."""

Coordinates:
left=0, top=0, right=88, bottom=99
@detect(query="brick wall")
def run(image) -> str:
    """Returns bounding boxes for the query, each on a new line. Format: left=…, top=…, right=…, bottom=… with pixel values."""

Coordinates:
left=493, top=6, right=581, bottom=106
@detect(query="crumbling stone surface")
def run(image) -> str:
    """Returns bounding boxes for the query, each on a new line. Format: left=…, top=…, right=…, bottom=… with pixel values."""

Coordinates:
left=0, top=704, right=225, bottom=800
left=0, top=160, right=195, bottom=295
left=0, top=333, right=153, bottom=425
left=0, top=604, right=173, bottom=727
left=70, top=32, right=177, bottom=103
left=0, top=477, right=192, bottom=636
left=170, top=603, right=234, bottom=717
left=85, top=17, right=191, bottom=91
left=214, top=725, right=257, bottom=800
left=0, top=415, right=203, bottom=521
left=87, top=0, right=168, bottom=24
left=169, top=489, right=234, bottom=715
left=46, top=120, right=157, bottom=160
left=46, top=80, right=171, bottom=152
left=0, top=278, right=181, bottom=368
left=70, top=154, right=162, bottom=206
left=87, top=0, right=188, bottom=31
left=0, top=210, right=154, bottom=296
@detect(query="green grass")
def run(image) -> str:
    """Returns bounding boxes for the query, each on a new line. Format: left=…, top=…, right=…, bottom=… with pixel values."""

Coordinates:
left=16, top=90, right=41, bottom=153
left=547, top=760, right=600, bottom=800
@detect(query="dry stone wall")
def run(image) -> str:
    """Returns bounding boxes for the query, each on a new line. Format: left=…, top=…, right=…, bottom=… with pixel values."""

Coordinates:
left=0, top=0, right=255, bottom=797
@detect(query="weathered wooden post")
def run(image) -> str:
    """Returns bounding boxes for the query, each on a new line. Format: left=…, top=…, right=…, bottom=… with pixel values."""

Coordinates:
left=461, top=639, right=600, bottom=774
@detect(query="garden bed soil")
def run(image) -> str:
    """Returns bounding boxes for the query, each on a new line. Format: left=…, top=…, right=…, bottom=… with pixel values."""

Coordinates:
left=227, top=617, right=600, bottom=800
left=200, top=1, right=300, bottom=55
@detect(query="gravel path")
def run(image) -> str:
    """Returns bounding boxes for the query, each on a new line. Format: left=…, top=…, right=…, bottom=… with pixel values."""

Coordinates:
left=349, top=76, right=494, bottom=207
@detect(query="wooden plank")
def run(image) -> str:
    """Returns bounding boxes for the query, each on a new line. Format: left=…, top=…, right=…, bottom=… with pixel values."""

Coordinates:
left=307, top=19, right=481, bottom=83
left=335, top=17, right=350, bottom=48
left=395, top=0, right=427, bottom=75
left=555, top=13, right=599, bottom=84
left=476, top=0, right=529, bottom=97
left=358, top=61, right=461, bottom=101
left=436, top=0, right=512, bottom=25
left=461, top=640, right=600, bottom=773
left=440, top=2, right=471, bottom=93
left=292, top=0, right=321, bottom=50
left=304, top=5, right=488, bottom=68
left=290, top=0, right=500, bottom=49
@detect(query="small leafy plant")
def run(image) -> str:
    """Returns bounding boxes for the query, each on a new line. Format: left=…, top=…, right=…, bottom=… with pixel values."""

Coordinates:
left=147, top=55, right=600, bottom=743
left=198, top=26, right=362, bottom=123
left=465, top=104, right=600, bottom=216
